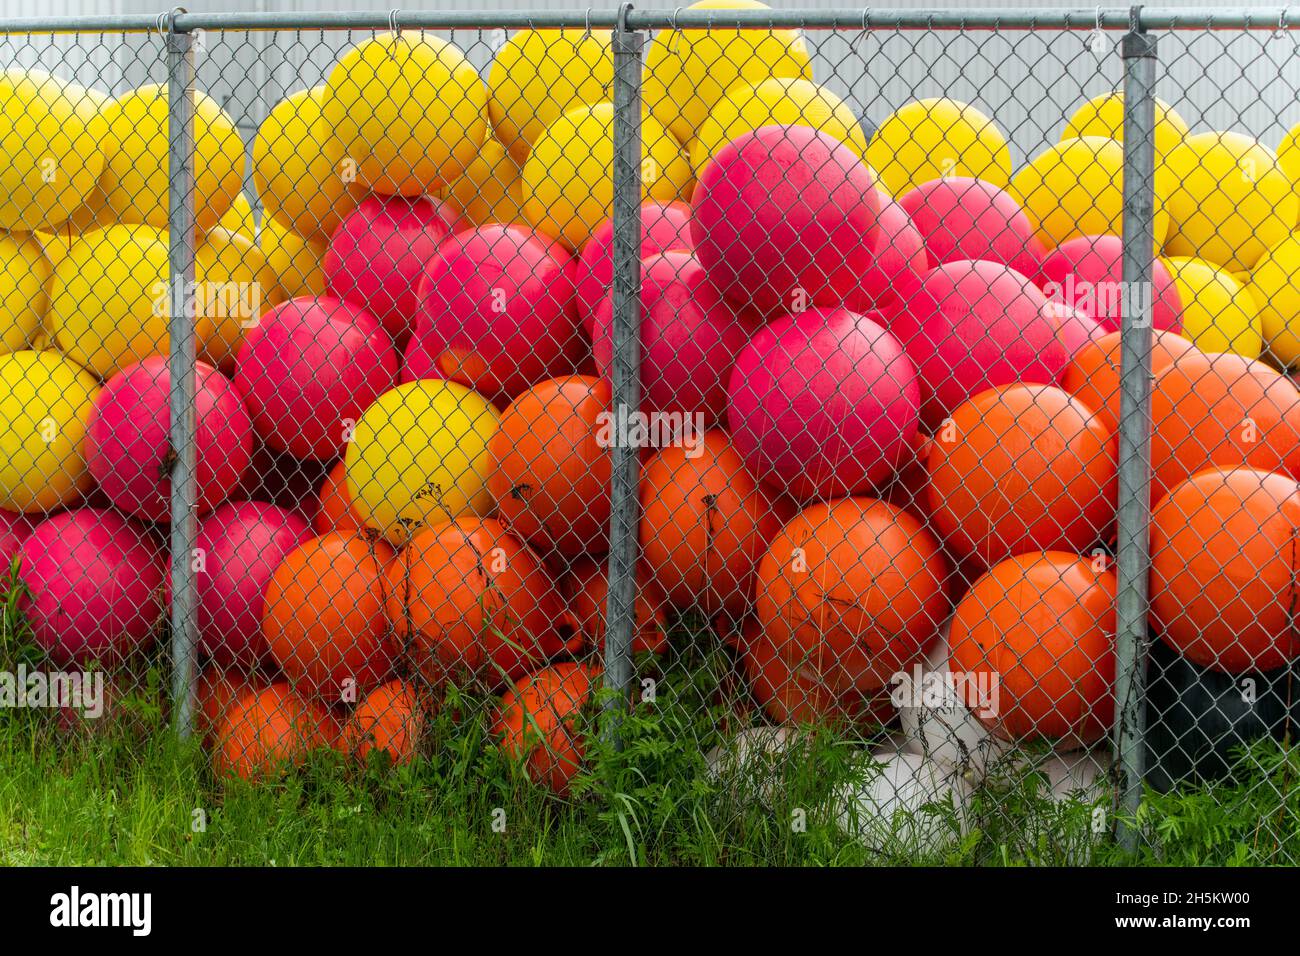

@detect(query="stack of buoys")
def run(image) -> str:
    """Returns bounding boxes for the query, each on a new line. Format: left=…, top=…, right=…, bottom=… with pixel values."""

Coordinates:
left=2, top=9, right=1299, bottom=814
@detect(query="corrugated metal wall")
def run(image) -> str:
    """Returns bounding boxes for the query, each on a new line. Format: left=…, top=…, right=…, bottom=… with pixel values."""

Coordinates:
left=1, top=1, right=1297, bottom=182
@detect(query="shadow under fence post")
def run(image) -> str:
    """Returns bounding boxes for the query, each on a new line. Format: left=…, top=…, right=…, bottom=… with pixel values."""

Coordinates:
left=601, top=3, right=646, bottom=754
left=166, top=13, right=200, bottom=739
left=1113, top=8, right=1159, bottom=853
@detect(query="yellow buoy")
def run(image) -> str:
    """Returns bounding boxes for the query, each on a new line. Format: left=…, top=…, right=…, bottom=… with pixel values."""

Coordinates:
left=36, top=80, right=119, bottom=261
left=195, top=227, right=277, bottom=372
left=0, top=69, right=104, bottom=232
left=1164, top=255, right=1262, bottom=358
left=1011, top=135, right=1172, bottom=251
left=487, top=29, right=613, bottom=164
left=1163, top=131, right=1298, bottom=273
left=643, top=0, right=812, bottom=148
left=690, top=76, right=871, bottom=174
left=440, top=137, right=527, bottom=227
left=0, top=231, right=52, bottom=355
left=41, top=85, right=115, bottom=234
left=99, top=83, right=244, bottom=232
left=260, top=214, right=329, bottom=304
left=1062, top=92, right=1189, bottom=160
left=0, top=349, right=100, bottom=513
left=323, top=31, right=488, bottom=196
left=52, top=182, right=113, bottom=234
left=36, top=229, right=77, bottom=311
left=35, top=228, right=73, bottom=275
left=345, top=380, right=501, bottom=545
left=34, top=226, right=85, bottom=286
left=866, top=97, right=1012, bottom=197
left=1278, top=122, right=1300, bottom=229
left=1247, top=233, right=1300, bottom=367
left=47, top=223, right=191, bottom=378
left=254, top=86, right=363, bottom=242
left=216, top=192, right=257, bottom=241
left=523, top=102, right=691, bottom=250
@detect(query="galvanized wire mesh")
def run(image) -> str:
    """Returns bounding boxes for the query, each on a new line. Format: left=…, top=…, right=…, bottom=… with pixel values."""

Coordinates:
left=2, top=7, right=1300, bottom=861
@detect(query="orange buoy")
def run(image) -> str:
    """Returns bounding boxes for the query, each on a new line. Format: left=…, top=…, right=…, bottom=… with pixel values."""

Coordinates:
left=949, top=551, right=1116, bottom=746
left=1060, top=328, right=1199, bottom=434
left=926, top=384, right=1117, bottom=569
left=562, top=556, right=669, bottom=656
left=494, top=662, right=600, bottom=796
left=387, top=517, right=576, bottom=688
left=754, top=497, right=948, bottom=695
left=1150, top=350, right=1300, bottom=504
left=486, top=375, right=612, bottom=556
left=639, top=430, right=792, bottom=618
left=341, top=679, right=427, bottom=765
left=262, top=532, right=396, bottom=701
left=1150, top=467, right=1300, bottom=673
left=195, top=664, right=266, bottom=746
left=212, top=682, right=338, bottom=779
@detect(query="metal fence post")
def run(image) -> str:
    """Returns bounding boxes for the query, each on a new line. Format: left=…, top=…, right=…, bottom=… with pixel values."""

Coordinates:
left=166, top=13, right=200, bottom=739
left=1113, top=8, right=1159, bottom=852
left=602, top=2, right=644, bottom=748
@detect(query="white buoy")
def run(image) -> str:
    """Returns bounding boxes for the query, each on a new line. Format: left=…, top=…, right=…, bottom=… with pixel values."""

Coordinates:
left=869, top=732, right=913, bottom=760
left=895, top=621, right=1012, bottom=780
left=704, top=725, right=798, bottom=807
left=990, top=747, right=1115, bottom=864
left=1025, top=748, right=1114, bottom=804
left=833, top=751, right=972, bottom=857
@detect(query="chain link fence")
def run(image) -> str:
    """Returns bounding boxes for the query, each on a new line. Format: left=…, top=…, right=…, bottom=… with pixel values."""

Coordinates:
left=2, top=4, right=1300, bottom=861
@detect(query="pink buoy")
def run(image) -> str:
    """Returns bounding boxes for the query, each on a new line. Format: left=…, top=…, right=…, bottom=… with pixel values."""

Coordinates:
left=19, top=506, right=165, bottom=664
left=323, top=194, right=460, bottom=342
left=1035, top=234, right=1182, bottom=334
left=190, top=500, right=313, bottom=668
left=86, top=357, right=254, bottom=523
left=692, top=125, right=881, bottom=314
left=412, top=224, right=583, bottom=403
left=575, top=200, right=694, bottom=331
left=1047, top=300, right=1106, bottom=361
left=592, top=251, right=763, bottom=426
left=846, top=196, right=930, bottom=311
left=897, top=177, right=1046, bottom=279
left=235, top=296, right=398, bottom=461
left=726, top=306, right=920, bottom=500
left=891, top=260, right=1066, bottom=431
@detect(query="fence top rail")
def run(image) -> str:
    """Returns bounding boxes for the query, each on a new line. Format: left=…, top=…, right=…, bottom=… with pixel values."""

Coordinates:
left=0, top=6, right=1298, bottom=36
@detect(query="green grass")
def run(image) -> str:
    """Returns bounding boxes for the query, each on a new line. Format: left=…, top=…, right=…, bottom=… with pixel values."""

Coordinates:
left=3, top=566, right=1298, bottom=866
left=1, top=666, right=1298, bottom=866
